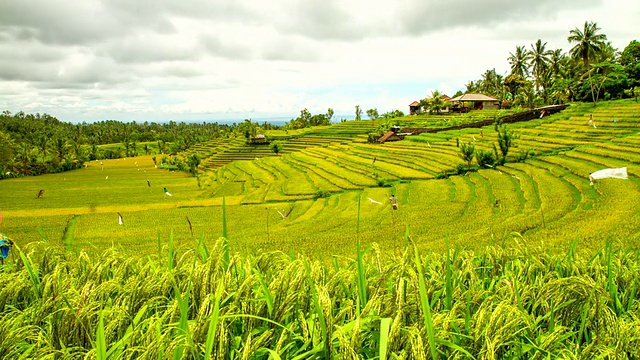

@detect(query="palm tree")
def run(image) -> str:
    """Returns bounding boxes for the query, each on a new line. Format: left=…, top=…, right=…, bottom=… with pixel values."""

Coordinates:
left=568, top=21, right=608, bottom=67
left=465, top=81, right=478, bottom=93
left=480, top=69, right=504, bottom=100
left=568, top=21, right=608, bottom=103
left=549, top=49, right=565, bottom=78
left=528, top=39, right=552, bottom=94
left=508, top=45, right=531, bottom=78
left=427, top=90, right=446, bottom=114
left=37, top=134, right=49, bottom=163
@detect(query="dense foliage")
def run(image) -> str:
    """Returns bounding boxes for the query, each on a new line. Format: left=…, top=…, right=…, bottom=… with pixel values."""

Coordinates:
left=425, top=23, right=640, bottom=112
left=0, top=111, right=237, bottom=177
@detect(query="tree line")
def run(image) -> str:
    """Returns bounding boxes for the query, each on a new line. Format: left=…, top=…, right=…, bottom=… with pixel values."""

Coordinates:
left=421, top=21, right=640, bottom=112
left=0, top=112, right=237, bottom=178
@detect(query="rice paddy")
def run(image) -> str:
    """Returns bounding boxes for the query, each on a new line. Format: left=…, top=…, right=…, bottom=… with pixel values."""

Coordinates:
left=1, top=236, right=639, bottom=358
left=2, top=99, right=640, bottom=358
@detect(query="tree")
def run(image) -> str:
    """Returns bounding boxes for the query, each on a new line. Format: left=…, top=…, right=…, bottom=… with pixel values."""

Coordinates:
left=508, top=45, right=531, bottom=78
left=568, top=21, right=608, bottom=104
left=37, top=134, right=49, bottom=163
left=496, top=125, right=513, bottom=164
left=504, top=74, right=528, bottom=100
left=355, top=105, right=362, bottom=121
left=465, top=81, right=479, bottom=93
left=366, top=108, right=379, bottom=127
left=426, top=90, right=447, bottom=114
left=187, top=153, right=201, bottom=176
left=239, top=119, right=257, bottom=140
left=475, top=150, right=496, bottom=168
left=130, top=131, right=140, bottom=156
left=549, top=49, right=565, bottom=78
left=326, top=108, right=334, bottom=122
left=270, top=141, right=283, bottom=155
left=515, top=81, right=537, bottom=109
left=459, top=141, right=475, bottom=169
left=585, top=61, right=628, bottom=102
left=620, top=40, right=640, bottom=87
left=0, top=131, right=15, bottom=173
left=625, top=86, right=640, bottom=102
left=568, top=21, right=608, bottom=68
left=528, top=39, right=552, bottom=94
left=366, top=108, right=379, bottom=120
left=54, top=137, right=69, bottom=161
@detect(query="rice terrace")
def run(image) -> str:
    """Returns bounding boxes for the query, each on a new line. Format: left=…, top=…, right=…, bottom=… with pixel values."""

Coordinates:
left=2, top=15, right=640, bottom=360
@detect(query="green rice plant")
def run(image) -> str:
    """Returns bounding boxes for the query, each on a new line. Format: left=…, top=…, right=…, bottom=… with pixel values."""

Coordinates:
left=222, top=196, right=229, bottom=270
left=96, top=310, right=107, bottom=360
left=303, top=258, right=328, bottom=357
left=62, top=215, right=80, bottom=252
left=412, top=243, right=439, bottom=360
left=204, top=282, right=223, bottom=360
left=379, top=317, right=392, bottom=360
left=356, top=196, right=367, bottom=315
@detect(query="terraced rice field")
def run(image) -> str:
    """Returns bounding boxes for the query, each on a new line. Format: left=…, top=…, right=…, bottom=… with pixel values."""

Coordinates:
left=2, top=100, right=640, bottom=256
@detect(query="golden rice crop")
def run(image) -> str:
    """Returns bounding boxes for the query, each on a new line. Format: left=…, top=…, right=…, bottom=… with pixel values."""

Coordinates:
left=1, top=236, right=639, bottom=359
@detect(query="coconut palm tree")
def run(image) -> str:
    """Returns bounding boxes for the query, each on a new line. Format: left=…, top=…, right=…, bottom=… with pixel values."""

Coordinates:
left=548, top=49, right=565, bottom=78
left=568, top=21, right=608, bottom=103
left=528, top=39, right=552, bottom=94
left=427, top=90, right=447, bottom=114
left=465, top=81, right=478, bottom=93
left=508, top=45, right=531, bottom=78
left=568, top=21, right=608, bottom=68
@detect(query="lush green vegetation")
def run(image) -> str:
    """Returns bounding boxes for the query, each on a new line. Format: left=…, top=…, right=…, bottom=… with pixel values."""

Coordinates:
left=2, top=100, right=640, bottom=258
left=1, top=235, right=639, bottom=358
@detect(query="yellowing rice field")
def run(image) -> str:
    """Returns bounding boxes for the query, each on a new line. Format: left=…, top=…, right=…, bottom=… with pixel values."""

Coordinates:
left=2, top=100, right=640, bottom=358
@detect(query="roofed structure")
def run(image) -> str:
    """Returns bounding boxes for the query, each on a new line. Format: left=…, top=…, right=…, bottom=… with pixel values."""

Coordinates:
left=449, top=93, right=499, bottom=110
left=409, top=101, right=420, bottom=115
left=449, top=93, right=498, bottom=102
left=247, top=134, right=270, bottom=145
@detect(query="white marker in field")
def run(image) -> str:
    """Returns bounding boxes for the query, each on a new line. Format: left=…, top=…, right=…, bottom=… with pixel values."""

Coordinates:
left=117, top=213, right=124, bottom=225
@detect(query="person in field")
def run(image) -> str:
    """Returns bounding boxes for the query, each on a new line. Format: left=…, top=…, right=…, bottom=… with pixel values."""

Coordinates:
left=163, top=187, right=172, bottom=196
left=0, top=235, right=13, bottom=265
left=389, top=194, right=398, bottom=210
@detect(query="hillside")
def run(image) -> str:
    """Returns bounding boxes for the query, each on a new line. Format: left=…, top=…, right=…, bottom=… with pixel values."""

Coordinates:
left=1, top=100, right=640, bottom=255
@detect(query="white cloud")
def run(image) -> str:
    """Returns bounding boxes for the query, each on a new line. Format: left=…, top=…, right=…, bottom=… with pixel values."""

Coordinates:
left=0, top=0, right=638, bottom=122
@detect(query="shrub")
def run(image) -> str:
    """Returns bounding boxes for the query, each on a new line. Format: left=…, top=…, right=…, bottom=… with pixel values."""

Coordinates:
left=313, top=189, right=332, bottom=199
left=459, top=141, right=475, bottom=169
left=476, top=150, right=496, bottom=168
left=376, top=177, right=392, bottom=187
left=515, top=148, right=535, bottom=162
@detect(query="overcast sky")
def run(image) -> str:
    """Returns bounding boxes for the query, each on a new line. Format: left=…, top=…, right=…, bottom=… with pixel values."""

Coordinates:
left=1, top=0, right=638, bottom=123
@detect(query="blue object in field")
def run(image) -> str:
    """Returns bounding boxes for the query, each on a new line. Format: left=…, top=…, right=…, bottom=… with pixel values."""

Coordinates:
left=0, top=239, right=10, bottom=259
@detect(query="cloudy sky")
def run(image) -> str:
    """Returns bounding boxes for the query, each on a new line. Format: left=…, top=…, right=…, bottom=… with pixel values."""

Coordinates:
left=1, top=0, right=638, bottom=123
